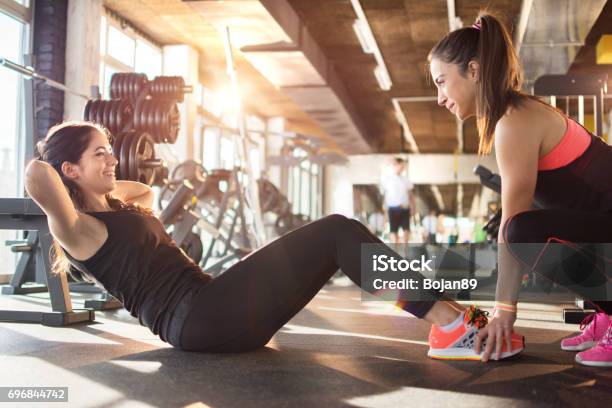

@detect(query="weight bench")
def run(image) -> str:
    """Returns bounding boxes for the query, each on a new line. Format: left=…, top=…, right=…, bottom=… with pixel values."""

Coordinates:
left=0, top=198, right=96, bottom=326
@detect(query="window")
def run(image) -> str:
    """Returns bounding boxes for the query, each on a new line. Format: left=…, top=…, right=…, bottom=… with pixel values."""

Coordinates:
left=107, top=25, right=135, bottom=67
left=0, top=13, right=25, bottom=200
left=220, top=134, right=235, bottom=169
left=202, top=127, right=220, bottom=170
left=0, top=7, right=29, bottom=277
left=286, top=147, right=321, bottom=220
left=135, top=39, right=162, bottom=79
left=98, top=11, right=162, bottom=97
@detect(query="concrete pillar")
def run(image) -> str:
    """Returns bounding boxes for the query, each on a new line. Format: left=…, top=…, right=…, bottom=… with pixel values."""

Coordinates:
left=162, top=45, right=199, bottom=163
left=64, top=0, right=102, bottom=121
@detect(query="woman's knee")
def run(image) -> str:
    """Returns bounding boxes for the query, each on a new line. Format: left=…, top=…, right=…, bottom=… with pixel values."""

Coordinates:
left=322, top=213, right=350, bottom=225
left=503, top=211, right=540, bottom=243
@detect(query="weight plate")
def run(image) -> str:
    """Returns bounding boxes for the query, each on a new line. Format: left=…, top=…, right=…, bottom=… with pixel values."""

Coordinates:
left=107, top=101, right=116, bottom=133
left=143, top=100, right=153, bottom=134
left=112, top=132, right=125, bottom=180
left=95, top=100, right=105, bottom=125
left=120, top=131, right=134, bottom=181
left=115, top=100, right=124, bottom=133
left=167, top=103, right=180, bottom=143
left=133, top=75, right=140, bottom=99
left=83, top=99, right=93, bottom=121
left=164, top=77, right=171, bottom=98
left=87, top=100, right=100, bottom=122
left=121, top=75, right=128, bottom=99
left=157, top=102, right=167, bottom=143
left=110, top=74, right=119, bottom=99
left=177, top=77, right=185, bottom=102
left=117, top=131, right=128, bottom=180
left=133, top=99, right=143, bottom=130
left=149, top=101, right=159, bottom=140
left=129, top=132, right=156, bottom=185
left=119, top=100, right=132, bottom=133
left=103, top=100, right=113, bottom=132
left=124, top=75, right=131, bottom=99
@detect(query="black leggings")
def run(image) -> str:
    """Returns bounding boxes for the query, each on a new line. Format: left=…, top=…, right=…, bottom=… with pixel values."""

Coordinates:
left=504, top=209, right=612, bottom=314
left=175, top=214, right=440, bottom=352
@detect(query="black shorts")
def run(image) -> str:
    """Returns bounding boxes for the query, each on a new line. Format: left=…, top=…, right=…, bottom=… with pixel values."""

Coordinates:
left=388, top=207, right=410, bottom=233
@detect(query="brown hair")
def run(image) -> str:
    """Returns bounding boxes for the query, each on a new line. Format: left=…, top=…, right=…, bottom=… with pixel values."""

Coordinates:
left=38, top=121, right=152, bottom=281
left=428, top=12, right=532, bottom=154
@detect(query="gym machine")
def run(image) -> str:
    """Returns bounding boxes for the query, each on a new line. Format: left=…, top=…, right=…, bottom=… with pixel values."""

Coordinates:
left=258, top=178, right=312, bottom=236
left=158, top=162, right=255, bottom=276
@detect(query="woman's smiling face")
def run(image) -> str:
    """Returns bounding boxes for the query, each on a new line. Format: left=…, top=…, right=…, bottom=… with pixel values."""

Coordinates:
left=430, top=58, right=479, bottom=120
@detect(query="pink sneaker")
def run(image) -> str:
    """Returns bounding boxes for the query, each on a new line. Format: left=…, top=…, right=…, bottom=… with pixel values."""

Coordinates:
left=561, top=312, right=610, bottom=351
left=575, top=320, right=612, bottom=367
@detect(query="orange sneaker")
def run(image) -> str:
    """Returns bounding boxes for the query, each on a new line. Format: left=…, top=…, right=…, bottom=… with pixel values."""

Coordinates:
left=427, top=305, right=525, bottom=361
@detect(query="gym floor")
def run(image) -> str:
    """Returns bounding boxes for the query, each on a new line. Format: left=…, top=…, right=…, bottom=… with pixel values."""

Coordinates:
left=1, top=280, right=610, bottom=408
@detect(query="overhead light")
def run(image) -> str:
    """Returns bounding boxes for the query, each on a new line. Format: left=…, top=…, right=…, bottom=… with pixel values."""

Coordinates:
left=352, top=19, right=375, bottom=54
left=374, top=65, right=392, bottom=91
left=350, top=0, right=392, bottom=91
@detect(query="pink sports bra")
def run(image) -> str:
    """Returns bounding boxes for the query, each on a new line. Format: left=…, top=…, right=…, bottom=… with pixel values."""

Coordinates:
left=538, top=116, right=591, bottom=171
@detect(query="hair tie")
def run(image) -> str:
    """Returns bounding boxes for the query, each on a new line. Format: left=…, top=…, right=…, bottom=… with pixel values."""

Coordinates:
left=472, top=21, right=481, bottom=30
left=35, top=140, right=45, bottom=160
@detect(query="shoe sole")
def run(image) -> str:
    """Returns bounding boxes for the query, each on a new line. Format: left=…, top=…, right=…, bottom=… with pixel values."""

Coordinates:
left=428, top=346, right=524, bottom=361
left=575, top=354, right=612, bottom=367
left=561, top=341, right=596, bottom=351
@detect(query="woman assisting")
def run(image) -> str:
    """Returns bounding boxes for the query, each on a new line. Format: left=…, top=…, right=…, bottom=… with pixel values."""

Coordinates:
left=429, top=13, right=612, bottom=366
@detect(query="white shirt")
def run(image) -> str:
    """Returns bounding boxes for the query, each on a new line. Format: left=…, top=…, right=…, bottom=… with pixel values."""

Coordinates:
left=422, top=214, right=438, bottom=234
left=380, top=173, right=413, bottom=208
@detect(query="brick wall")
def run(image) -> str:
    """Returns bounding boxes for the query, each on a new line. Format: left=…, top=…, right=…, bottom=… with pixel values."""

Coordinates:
left=33, top=0, right=68, bottom=143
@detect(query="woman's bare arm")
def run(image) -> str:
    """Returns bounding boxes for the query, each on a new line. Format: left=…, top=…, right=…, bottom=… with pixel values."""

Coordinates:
left=24, top=160, right=84, bottom=247
left=494, top=113, right=541, bottom=302
left=111, top=180, right=154, bottom=208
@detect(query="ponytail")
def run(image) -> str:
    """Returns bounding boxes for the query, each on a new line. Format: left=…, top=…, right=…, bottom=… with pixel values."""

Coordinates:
left=474, top=14, right=524, bottom=154
left=429, top=12, right=528, bottom=154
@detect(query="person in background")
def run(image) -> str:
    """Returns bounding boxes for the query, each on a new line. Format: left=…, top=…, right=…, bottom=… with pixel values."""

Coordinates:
left=448, top=225, right=459, bottom=246
left=367, top=211, right=385, bottom=237
left=473, top=216, right=487, bottom=243
left=380, top=157, right=415, bottom=243
left=421, top=208, right=439, bottom=244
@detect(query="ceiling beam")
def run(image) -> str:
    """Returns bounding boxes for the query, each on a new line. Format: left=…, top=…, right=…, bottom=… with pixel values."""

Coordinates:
left=391, top=98, right=419, bottom=153
left=514, top=0, right=534, bottom=54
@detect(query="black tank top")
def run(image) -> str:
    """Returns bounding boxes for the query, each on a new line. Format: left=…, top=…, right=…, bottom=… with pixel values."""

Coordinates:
left=535, top=134, right=612, bottom=212
left=63, top=208, right=212, bottom=341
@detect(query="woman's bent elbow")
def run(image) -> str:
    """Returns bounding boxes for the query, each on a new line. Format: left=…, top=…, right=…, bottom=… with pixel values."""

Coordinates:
left=25, top=161, right=52, bottom=196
